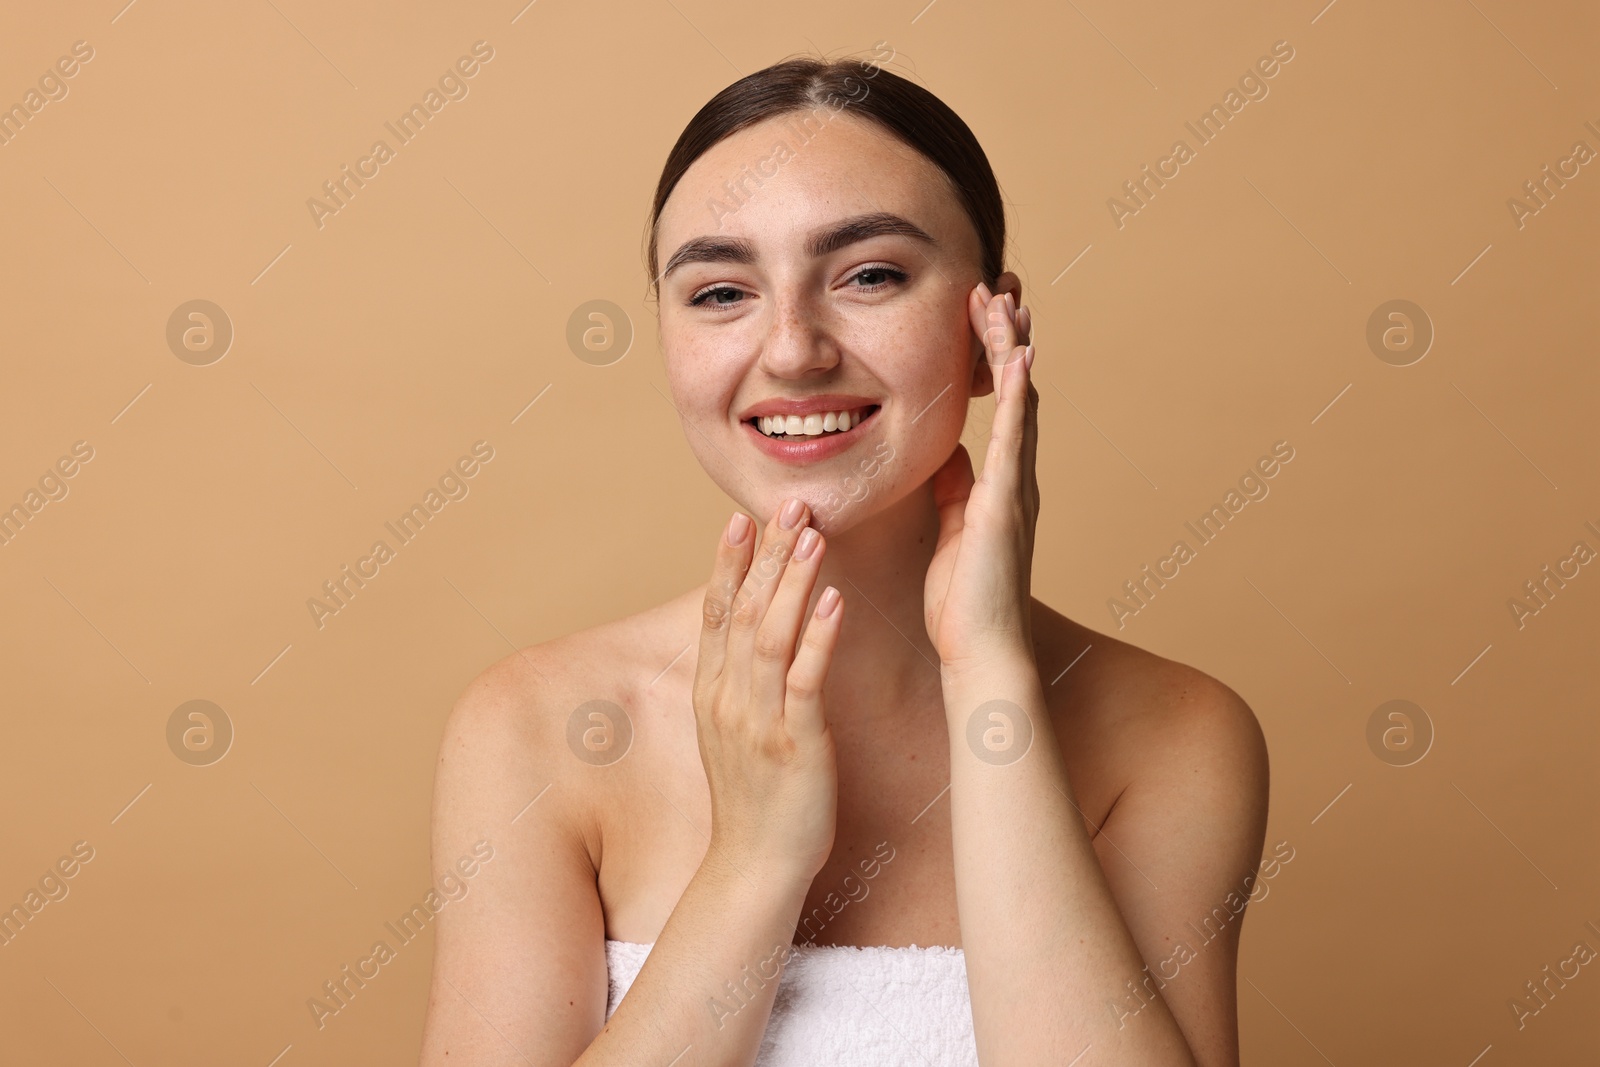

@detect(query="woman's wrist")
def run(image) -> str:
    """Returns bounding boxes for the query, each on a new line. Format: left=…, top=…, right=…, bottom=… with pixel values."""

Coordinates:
left=938, top=640, right=1038, bottom=693
left=701, top=836, right=820, bottom=900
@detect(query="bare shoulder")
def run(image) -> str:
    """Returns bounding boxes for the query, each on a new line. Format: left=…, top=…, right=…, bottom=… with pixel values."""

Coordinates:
left=1031, top=598, right=1269, bottom=797
left=420, top=589, right=703, bottom=1065
left=437, top=585, right=703, bottom=805
left=452, top=591, right=695, bottom=713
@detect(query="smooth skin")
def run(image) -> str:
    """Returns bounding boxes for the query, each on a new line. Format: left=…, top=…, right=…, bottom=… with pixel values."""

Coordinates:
left=419, top=110, right=1269, bottom=1066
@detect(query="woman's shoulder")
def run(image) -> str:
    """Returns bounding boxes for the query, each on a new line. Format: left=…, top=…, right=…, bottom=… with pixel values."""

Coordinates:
left=1030, top=598, right=1266, bottom=770
left=446, top=584, right=704, bottom=741
left=432, top=587, right=705, bottom=862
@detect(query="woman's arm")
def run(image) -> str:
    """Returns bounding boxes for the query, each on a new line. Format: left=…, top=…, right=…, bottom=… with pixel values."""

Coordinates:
left=924, top=288, right=1268, bottom=1065
left=420, top=500, right=844, bottom=1067
left=416, top=659, right=818, bottom=1067
left=941, top=653, right=1268, bottom=1067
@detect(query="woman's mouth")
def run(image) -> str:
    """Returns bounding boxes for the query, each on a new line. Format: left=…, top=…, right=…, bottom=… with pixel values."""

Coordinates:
left=750, top=404, right=879, bottom=440
left=741, top=404, right=881, bottom=464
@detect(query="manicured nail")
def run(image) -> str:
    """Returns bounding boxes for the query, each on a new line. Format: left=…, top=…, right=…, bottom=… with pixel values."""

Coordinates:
left=726, top=512, right=751, bottom=545
left=1003, top=292, right=1016, bottom=316
left=779, top=497, right=805, bottom=529
left=977, top=282, right=993, bottom=302
left=794, top=527, right=820, bottom=561
left=1023, top=344, right=1035, bottom=371
left=816, top=586, right=841, bottom=618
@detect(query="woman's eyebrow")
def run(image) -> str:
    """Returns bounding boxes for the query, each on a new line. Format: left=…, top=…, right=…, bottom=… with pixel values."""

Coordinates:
left=806, top=212, right=936, bottom=257
left=660, top=212, right=936, bottom=282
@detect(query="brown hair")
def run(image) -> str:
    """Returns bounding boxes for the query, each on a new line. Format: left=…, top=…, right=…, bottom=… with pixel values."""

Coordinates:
left=644, top=53, right=1006, bottom=297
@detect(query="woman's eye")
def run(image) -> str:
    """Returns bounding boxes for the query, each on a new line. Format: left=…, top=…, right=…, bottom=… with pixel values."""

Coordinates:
left=848, top=266, right=907, bottom=291
left=688, top=285, right=745, bottom=308
left=687, top=267, right=906, bottom=309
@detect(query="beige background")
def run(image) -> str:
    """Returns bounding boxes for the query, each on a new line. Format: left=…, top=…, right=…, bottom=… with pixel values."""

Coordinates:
left=1, top=0, right=1596, bottom=1063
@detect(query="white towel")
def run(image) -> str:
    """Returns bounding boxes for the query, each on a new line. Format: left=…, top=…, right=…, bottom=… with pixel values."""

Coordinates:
left=605, top=938, right=979, bottom=1065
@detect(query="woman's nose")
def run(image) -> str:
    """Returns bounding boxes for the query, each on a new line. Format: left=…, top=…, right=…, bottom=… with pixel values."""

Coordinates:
left=756, top=294, right=841, bottom=378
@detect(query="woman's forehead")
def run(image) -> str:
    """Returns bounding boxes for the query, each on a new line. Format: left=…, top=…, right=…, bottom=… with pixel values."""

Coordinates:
left=656, top=113, right=970, bottom=260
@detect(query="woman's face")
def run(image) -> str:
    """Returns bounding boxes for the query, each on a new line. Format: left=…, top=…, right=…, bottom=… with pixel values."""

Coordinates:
left=654, top=111, right=1013, bottom=533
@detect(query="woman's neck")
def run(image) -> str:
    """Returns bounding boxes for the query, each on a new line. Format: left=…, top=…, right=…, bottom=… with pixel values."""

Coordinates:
left=807, top=480, right=947, bottom=720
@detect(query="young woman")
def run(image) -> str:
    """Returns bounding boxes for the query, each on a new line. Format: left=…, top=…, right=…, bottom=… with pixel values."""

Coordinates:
left=420, top=53, right=1269, bottom=1067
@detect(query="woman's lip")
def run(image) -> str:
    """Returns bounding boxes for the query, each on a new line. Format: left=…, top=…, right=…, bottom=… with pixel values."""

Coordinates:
left=743, top=405, right=880, bottom=464
left=738, top=395, right=880, bottom=420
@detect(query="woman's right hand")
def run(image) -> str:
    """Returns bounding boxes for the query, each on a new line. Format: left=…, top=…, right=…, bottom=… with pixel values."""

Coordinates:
left=693, top=497, right=843, bottom=888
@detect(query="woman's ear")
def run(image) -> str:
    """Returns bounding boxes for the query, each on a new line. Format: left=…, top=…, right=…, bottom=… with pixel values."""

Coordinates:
left=969, top=347, right=996, bottom=398
left=966, top=271, right=1023, bottom=399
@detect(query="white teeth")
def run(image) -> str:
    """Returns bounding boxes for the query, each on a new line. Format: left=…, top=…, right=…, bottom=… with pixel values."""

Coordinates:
left=755, top=407, right=869, bottom=438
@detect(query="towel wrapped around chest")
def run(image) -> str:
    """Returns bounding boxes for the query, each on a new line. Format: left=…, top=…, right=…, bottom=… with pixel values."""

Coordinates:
left=604, top=938, right=979, bottom=1066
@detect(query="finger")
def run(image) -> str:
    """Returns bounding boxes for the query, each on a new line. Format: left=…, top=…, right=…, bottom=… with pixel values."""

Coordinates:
left=984, top=293, right=1024, bottom=370
left=725, top=497, right=811, bottom=698
left=980, top=342, right=1033, bottom=497
left=697, top=511, right=756, bottom=688
left=749, top=522, right=828, bottom=708
left=972, top=292, right=1038, bottom=525
left=1010, top=301, right=1038, bottom=497
left=968, top=286, right=992, bottom=345
left=1021, top=351, right=1040, bottom=515
left=785, top=586, right=844, bottom=739
left=930, top=443, right=975, bottom=555
left=968, top=287, right=1011, bottom=371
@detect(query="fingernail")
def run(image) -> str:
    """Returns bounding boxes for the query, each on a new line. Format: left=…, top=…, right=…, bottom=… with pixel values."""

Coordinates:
left=794, top=527, right=820, bottom=561
left=1003, top=292, right=1016, bottom=316
left=779, top=497, right=805, bottom=529
left=816, top=586, right=841, bottom=618
left=977, top=282, right=993, bottom=302
left=1024, top=344, right=1035, bottom=371
left=725, top=511, right=751, bottom=545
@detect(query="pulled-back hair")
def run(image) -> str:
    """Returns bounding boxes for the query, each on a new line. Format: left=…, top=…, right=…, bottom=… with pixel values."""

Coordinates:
left=645, top=53, right=1005, bottom=296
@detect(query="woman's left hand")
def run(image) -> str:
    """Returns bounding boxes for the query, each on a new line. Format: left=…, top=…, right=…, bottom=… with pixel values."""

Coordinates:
left=923, top=285, right=1041, bottom=674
